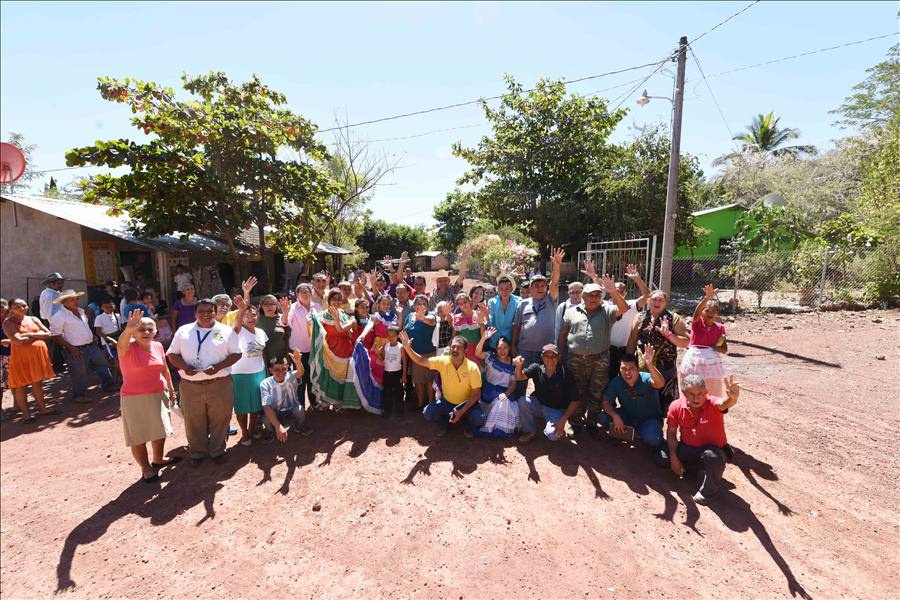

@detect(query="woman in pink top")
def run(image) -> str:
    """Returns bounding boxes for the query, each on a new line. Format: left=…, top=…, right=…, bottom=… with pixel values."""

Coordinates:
left=117, top=309, right=179, bottom=483
left=680, top=285, right=728, bottom=398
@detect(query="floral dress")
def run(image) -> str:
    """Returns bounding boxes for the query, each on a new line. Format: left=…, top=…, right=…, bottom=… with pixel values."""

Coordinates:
left=635, top=308, right=681, bottom=408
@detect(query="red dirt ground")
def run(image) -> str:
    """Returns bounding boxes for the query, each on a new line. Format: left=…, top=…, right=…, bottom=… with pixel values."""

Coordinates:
left=1, top=287, right=897, bottom=599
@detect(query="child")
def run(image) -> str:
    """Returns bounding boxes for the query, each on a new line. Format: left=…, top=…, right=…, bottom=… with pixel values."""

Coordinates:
left=173, top=264, right=193, bottom=300
left=94, top=299, right=123, bottom=381
left=377, top=325, right=407, bottom=420
left=139, top=291, right=157, bottom=317
left=260, top=349, right=312, bottom=443
left=231, top=296, right=269, bottom=446
left=431, top=301, right=454, bottom=356
left=451, top=292, right=485, bottom=368
left=680, top=284, right=728, bottom=398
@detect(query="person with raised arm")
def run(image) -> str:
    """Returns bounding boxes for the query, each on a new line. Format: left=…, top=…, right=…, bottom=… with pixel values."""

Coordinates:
left=285, top=282, right=322, bottom=410
left=606, top=264, right=652, bottom=379
left=469, top=327, right=519, bottom=438
left=428, top=247, right=471, bottom=311
left=680, top=284, right=728, bottom=398
left=260, top=349, right=312, bottom=443
left=230, top=295, right=269, bottom=446
left=309, top=290, right=363, bottom=411
left=598, top=346, right=666, bottom=451
left=513, top=344, right=580, bottom=445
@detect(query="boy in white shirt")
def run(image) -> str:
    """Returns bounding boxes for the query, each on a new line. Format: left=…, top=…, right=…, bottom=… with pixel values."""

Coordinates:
left=260, top=349, right=312, bottom=443
left=377, top=325, right=407, bottom=420
left=173, top=264, right=193, bottom=299
left=94, top=298, right=123, bottom=380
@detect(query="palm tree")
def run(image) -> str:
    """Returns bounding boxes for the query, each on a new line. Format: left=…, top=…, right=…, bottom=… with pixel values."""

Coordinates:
left=713, top=111, right=817, bottom=166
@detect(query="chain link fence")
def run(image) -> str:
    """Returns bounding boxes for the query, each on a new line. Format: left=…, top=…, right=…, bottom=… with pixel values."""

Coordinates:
left=653, top=245, right=900, bottom=313
left=25, top=278, right=91, bottom=313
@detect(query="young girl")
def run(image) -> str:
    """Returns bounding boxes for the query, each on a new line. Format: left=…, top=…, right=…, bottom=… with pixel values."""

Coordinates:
left=470, top=327, right=519, bottom=437
left=451, top=292, right=485, bottom=368
left=453, top=285, right=484, bottom=315
left=680, top=284, right=728, bottom=398
left=351, top=298, right=371, bottom=344
left=358, top=294, right=398, bottom=392
left=310, top=290, right=362, bottom=411
left=231, top=296, right=269, bottom=446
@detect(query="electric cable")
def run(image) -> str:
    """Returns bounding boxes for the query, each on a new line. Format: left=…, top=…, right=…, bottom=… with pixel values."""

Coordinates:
left=688, top=1, right=761, bottom=46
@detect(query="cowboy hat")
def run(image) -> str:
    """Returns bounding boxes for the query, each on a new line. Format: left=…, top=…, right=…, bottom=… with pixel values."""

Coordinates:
left=42, top=272, right=64, bottom=285
left=496, top=273, right=517, bottom=293
left=435, top=269, right=452, bottom=280
left=53, top=289, right=85, bottom=304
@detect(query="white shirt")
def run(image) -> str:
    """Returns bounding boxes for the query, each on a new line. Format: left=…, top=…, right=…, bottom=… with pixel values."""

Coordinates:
left=383, top=343, right=403, bottom=372
left=167, top=321, right=241, bottom=381
left=94, top=312, right=122, bottom=335
left=174, top=273, right=192, bottom=292
left=285, top=301, right=321, bottom=353
left=231, top=327, right=269, bottom=375
left=40, top=288, right=61, bottom=320
left=120, top=298, right=128, bottom=316
left=50, top=307, right=94, bottom=346
left=609, top=299, right=640, bottom=348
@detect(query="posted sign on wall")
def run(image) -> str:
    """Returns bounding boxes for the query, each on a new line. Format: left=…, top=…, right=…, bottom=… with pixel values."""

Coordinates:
left=83, top=241, right=117, bottom=285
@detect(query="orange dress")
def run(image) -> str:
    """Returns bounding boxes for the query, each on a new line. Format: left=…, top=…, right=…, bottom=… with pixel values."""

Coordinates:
left=5, top=318, right=55, bottom=388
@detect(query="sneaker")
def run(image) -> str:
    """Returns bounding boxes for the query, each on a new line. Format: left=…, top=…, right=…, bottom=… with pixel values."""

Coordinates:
left=227, top=426, right=238, bottom=436
left=262, top=430, right=277, bottom=444
left=585, top=424, right=602, bottom=440
left=297, top=425, right=312, bottom=436
left=565, top=424, right=575, bottom=438
left=693, top=490, right=718, bottom=505
left=240, top=437, right=252, bottom=446
left=72, top=396, right=92, bottom=404
left=518, top=431, right=538, bottom=445
left=252, top=431, right=263, bottom=439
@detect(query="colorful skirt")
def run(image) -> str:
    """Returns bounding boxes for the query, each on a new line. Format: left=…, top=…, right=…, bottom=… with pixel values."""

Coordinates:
left=472, top=398, right=520, bottom=438
left=232, top=370, right=266, bottom=415
left=309, top=317, right=364, bottom=410
left=351, top=341, right=383, bottom=414
left=680, top=346, right=726, bottom=379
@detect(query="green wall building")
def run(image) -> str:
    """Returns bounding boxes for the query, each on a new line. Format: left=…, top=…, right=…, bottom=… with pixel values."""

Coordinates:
left=677, top=203, right=746, bottom=257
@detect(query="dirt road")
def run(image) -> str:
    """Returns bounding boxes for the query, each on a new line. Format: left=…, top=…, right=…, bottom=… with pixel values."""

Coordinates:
left=1, top=300, right=897, bottom=599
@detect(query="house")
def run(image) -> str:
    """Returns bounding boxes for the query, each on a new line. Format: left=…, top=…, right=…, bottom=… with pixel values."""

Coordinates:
left=415, top=251, right=450, bottom=271
left=676, top=203, right=746, bottom=257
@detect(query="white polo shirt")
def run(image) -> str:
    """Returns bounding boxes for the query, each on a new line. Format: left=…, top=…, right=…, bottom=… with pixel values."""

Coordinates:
left=167, top=321, right=241, bottom=381
left=50, top=307, right=94, bottom=346
left=609, top=299, right=640, bottom=348
left=40, top=288, right=62, bottom=320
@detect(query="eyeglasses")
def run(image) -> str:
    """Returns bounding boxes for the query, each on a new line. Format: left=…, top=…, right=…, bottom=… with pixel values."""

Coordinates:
left=298, top=289, right=312, bottom=295
left=262, top=302, right=277, bottom=307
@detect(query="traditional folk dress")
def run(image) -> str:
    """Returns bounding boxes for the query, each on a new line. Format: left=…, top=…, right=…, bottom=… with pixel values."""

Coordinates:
left=471, top=351, right=520, bottom=438
left=310, top=310, right=362, bottom=410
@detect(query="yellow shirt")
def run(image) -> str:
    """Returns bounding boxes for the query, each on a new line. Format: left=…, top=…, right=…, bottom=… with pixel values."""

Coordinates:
left=428, top=355, right=482, bottom=405
left=220, top=310, right=238, bottom=327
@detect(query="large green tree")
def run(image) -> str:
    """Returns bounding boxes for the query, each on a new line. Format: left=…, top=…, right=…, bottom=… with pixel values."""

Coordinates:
left=831, top=42, right=899, bottom=132
left=713, top=111, right=816, bottom=166
left=452, top=75, right=626, bottom=265
left=356, top=218, right=430, bottom=265
left=66, top=72, right=339, bottom=290
left=432, top=188, right=479, bottom=253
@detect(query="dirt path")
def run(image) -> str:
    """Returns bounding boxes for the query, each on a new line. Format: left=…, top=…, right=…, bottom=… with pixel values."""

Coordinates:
left=1, top=303, right=897, bottom=599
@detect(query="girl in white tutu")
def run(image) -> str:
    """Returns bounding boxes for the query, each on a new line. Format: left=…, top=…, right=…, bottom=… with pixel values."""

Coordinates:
left=680, top=285, right=728, bottom=398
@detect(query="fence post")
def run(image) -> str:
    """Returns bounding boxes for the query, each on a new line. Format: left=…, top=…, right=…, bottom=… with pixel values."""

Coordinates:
left=818, top=246, right=830, bottom=309
left=733, top=250, right=742, bottom=314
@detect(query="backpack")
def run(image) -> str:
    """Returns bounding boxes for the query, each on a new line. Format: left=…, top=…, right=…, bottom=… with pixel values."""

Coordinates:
left=31, top=296, right=42, bottom=319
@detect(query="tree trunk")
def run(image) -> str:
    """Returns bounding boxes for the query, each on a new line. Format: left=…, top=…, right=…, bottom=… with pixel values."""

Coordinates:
left=257, top=219, right=273, bottom=293
left=222, top=230, right=244, bottom=293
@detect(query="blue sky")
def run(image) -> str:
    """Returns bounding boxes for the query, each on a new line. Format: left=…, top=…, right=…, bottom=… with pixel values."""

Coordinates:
left=1, top=1, right=896, bottom=228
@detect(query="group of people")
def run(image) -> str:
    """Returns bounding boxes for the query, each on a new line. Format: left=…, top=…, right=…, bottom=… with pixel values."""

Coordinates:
left=1, top=251, right=740, bottom=504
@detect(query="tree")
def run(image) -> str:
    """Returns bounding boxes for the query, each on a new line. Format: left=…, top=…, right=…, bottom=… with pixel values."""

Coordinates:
left=713, top=111, right=816, bottom=166
left=733, top=205, right=812, bottom=251
left=0, top=132, right=40, bottom=193
left=453, top=74, right=626, bottom=267
left=66, top=72, right=338, bottom=291
left=831, top=41, right=899, bottom=132
left=356, top=218, right=430, bottom=265
left=432, top=188, right=479, bottom=252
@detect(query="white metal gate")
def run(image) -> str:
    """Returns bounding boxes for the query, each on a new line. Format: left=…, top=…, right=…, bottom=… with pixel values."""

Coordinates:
left=577, top=232, right=657, bottom=296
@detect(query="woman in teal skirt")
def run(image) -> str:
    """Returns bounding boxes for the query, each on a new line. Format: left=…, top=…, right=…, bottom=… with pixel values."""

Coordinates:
left=230, top=296, right=269, bottom=446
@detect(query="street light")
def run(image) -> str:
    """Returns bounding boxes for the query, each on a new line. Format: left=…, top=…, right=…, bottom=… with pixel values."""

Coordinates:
left=636, top=90, right=673, bottom=107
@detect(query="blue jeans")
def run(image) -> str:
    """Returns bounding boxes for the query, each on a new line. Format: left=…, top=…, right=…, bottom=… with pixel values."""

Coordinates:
left=514, top=349, right=544, bottom=399
left=263, top=404, right=306, bottom=431
left=598, top=409, right=664, bottom=449
left=516, top=395, right=566, bottom=440
left=423, top=398, right=483, bottom=430
left=63, top=344, right=114, bottom=398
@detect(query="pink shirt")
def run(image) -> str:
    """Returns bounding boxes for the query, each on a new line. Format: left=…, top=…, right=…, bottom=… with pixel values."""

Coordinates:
left=286, top=301, right=321, bottom=353
left=690, top=318, right=725, bottom=347
left=120, top=341, right=167, bottom=396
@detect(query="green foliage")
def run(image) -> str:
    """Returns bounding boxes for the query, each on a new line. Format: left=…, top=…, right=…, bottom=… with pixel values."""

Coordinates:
left=0, top=132, right=40, bottom=193
left=831, top=42, right=899, bottom=132
left=432, top=188, right=479, bottom=253
left=65, top=72, right=337, bottom=263
left=714, top=111, right=816, bottom=166
left=453, top=74, right=627, bottom=257
left=864, top=253, right=900, bottom=305
left=356, top=218, right=430, bottom=263
left=734, top=205, right=811, bottom=251
left=740, top=251, right=793, bottom=308
left=790, top=241, right=827, bottom=289
left=817, top=214, right=882, bottom=248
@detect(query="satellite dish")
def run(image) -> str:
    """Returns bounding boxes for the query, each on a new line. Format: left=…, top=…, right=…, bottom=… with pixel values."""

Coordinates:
left=0, top=142, right=27, bottom=184
left=762, top=193, right=786, bottom=207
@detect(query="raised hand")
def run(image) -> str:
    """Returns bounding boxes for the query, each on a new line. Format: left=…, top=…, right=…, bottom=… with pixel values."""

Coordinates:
left=126, top=308, right=144, bottom=330
left=513, top=355, right=525, bottom=367
left=510, top=265, right=525, bottom=278
left=641, top=344, right=656, bottom=367
left=704, top=284, right=719, bottom=300
left=499, top=259, right=511, bottom=273
left=625, top=264, right=641, bottom=280
left=398, top=331, right=411, bottom=347
left=233, top=295, right=247, bottom=311
left=581, top=258, right=597, bottom=279
left=400, top=251, right=409, bottom=261
left=655, top=319, right=671, bottom=339
left=725, top=375, right=741, bottom=400
left=600, top=274, right=616, bottom=293
left=477, top=302, right=490, bottom=323
left=278, top=297, right=292, bottom=315
left=460, top=247, right=471, bottom=261
left=241, top=277, right=258, bottom=296
left=289, top=347, right=302, bottom=365
left=551, top=247, right=565, bottom=267
left=482, top=327, right=497, bottom=340
left=327, top=306, right=340, bottom=321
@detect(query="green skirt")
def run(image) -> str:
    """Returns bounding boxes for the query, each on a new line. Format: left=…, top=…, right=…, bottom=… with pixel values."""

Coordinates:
left=232, top=371, right=265, bottom=415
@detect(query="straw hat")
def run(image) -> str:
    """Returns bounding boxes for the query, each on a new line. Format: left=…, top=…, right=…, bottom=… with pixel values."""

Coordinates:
left=496, top=273, right=517, bottom=292
left=435, top=269, right=452, bottom=280
left=53, top=289, right=85, bottom=304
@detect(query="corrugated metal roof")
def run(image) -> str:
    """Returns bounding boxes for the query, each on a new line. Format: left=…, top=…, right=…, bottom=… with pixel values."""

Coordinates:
left=222, top=224, right=353, bottom=255
left=1, top=194, right=251, bottom=254
left=692, top=203, right=744, bottom=217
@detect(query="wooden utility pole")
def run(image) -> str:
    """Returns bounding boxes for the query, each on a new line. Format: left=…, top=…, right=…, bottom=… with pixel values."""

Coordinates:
left=659, top=36, right=687, bottom=298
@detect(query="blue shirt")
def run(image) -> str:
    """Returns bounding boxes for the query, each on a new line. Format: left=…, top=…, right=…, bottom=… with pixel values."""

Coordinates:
left=122, top=303, right=152, bottom=318
left=259, top=371, right=301, bottom=412
left=487, top=294, right=521, bottom=344
left=404, top=312, right=436, bottom=355
left=604, top=372, right=662, bottom=423
left=514, top=294, right=558, bottom=352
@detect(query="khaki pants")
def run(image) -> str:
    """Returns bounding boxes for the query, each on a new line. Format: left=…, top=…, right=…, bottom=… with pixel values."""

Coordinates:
left=179, top=377, right=234, bottom=459
left=567, top=351, right=610, bottom=426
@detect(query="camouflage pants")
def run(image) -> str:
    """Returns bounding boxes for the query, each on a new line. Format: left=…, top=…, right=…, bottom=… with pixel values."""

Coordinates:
left=567, top=351, right=610, bottom=426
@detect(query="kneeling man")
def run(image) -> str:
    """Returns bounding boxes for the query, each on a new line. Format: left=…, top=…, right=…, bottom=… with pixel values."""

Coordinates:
left=598, top=345, right=665, bottom=450
left=514, top=344, right=580, bottom=444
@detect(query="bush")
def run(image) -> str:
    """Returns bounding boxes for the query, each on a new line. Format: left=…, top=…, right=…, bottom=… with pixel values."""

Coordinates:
left=864, top=254, right=900, bottom=306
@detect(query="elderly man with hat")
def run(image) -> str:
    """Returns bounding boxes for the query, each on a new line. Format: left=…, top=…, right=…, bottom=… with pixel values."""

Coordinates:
left=40, top=272, right=67, bottom=372
left=513, top=343, right=580, bottom=444
left=427, top=247, right=471, bottom=311
left=558, top=272, right=629, bottom=438
left=50, top=289, right=117, bottom=403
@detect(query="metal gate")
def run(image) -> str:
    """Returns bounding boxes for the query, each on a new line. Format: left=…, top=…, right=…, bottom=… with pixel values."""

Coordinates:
left=577, top=232, right=657, bottom=297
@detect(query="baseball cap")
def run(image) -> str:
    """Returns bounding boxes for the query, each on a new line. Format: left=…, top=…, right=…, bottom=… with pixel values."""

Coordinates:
left=541, top=344, right=560, bottom=355
left=583, top=283, right=604, bottom=295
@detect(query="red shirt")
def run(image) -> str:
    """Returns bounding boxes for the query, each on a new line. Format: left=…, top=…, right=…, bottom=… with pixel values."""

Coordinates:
left=120, top=341, right=168, bottom=397
left=667, top=396, right=728, bottom=447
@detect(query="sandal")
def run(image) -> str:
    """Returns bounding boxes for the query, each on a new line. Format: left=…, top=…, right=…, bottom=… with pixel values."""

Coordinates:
left=150, top=456, right=182, bottom=469
left=21, top=416, right=37, bottom=424
left=142, top=474, right=160, bottom=484
left=39, top=409, right=63, bottom=416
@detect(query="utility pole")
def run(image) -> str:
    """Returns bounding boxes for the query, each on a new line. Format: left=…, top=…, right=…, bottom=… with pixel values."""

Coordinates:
left=659, top=36, right=687, bottom=298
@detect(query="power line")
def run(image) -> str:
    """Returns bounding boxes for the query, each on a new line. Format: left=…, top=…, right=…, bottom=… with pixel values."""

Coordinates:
left=706, top=32, right=897, bottom=78
left=384, top=206, right=434, bottom=222
left=370, top=123, right=487, bottom=143
left=688, top=46, right=743, bottom=156
left=688, top=1, right=761, bottom=46
left=610, top=57, right=672, bottom=112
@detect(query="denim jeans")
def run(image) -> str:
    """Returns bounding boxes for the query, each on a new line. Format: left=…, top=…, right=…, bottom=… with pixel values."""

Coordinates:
left=598, top=409, right=665, bottom=449
left=652, top=442, right=727, bottom=496
left=63, top=344, right=113, bottom=398
left=516, top=395, right=566, bottom=439
left=514, top=349, right=544, bottom=399
left=263, top=404, right=306, bottom=431
left=423, top=398, right=482, bottom=430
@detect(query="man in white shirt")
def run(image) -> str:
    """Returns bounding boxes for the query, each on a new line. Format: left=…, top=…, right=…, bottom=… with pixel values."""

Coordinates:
left=605, top=264, right=652, bottom=379
left=39, top=272, right=66, bottom=373
left=50, top=289, right=116, bottom=403
left=554, top=281, right=584, bottom=361
left=167, top=298, right=242, bottom=466
left=284, top=283, right=321, bottom=409
left=173, top=264, right=193, bottom=299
